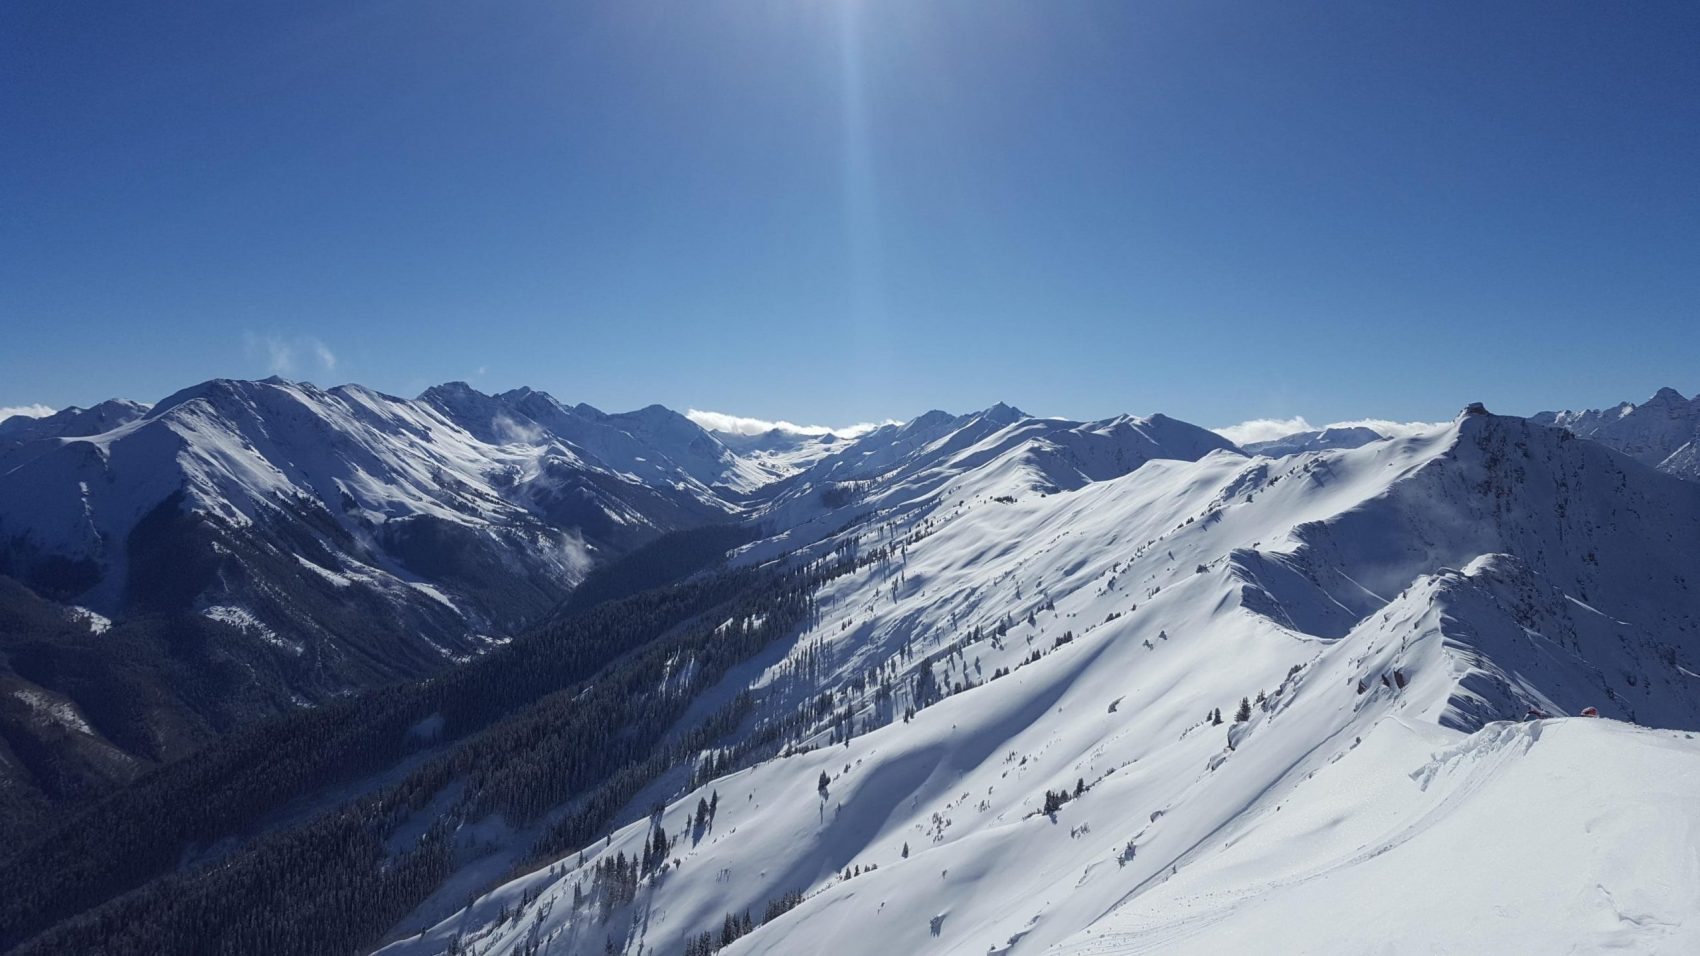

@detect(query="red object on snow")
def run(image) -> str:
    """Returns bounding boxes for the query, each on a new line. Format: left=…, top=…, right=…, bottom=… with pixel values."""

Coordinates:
left=1580, top=706, right=1599, bottom=717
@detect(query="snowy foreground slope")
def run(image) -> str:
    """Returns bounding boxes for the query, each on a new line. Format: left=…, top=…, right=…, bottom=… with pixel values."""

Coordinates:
left=1051, top=719, right=1700, bottom=955
left=379, top=408, right=1700, bottom=956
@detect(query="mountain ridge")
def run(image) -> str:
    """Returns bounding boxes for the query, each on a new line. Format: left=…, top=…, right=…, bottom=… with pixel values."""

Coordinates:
left=5, top=385, right=1700, bottom=954
left=367, top=407, right=1700, bottom=955
left=1531, top=385, right=1700, bottom=480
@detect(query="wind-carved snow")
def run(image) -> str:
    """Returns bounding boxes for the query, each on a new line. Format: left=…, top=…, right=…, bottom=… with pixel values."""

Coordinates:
left=203, top=605, right=302, bottom=655
left=373, top=408, right=1700, bottom=955
left=296, top=554, right=354, bottom=588
left=67, top=606, right=111, bottom=634
left=10, top=688, right=96, bottom=736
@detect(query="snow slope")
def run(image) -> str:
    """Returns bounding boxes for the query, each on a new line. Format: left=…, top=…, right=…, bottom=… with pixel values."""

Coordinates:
left=377, top=408, right=1700, bottom=955
left=704, top=428, right=851, bottom=487
left=1052, top=717, right=1700, bottom=955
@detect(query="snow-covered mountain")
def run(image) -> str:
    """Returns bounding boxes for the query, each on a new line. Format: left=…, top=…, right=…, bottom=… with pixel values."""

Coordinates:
left=750, top=404, right=1241, bottom=540
left=0, top=378, right=745, bottom=653
left=704, top=428, right=851, bottom=489
left=0, top=378, right=769, bottom=828
left=379, top=406, right=1700, bottom=955
left=1532, top=385, right=1700, bottom=480
left=0, top=400, right=150, bottom=453
left=8, top=390, right=1700, bottom=955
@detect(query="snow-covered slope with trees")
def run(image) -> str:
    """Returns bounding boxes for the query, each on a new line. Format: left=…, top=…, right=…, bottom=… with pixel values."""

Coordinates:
left=380, top=407, right=1700, bottom=956
left=1533, top=385, right=1700, bottom=480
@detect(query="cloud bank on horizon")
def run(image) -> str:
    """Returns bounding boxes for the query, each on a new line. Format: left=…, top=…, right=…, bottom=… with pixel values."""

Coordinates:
left=0, top=404, right=55, bottom=424
left=686, top=409, right=895, bottom=439
left=1213, top=416, right=1449, bottom=447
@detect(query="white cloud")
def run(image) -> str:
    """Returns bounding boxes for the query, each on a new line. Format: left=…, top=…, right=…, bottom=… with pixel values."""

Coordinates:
left=1214, top=415, right=1450, bottom=447
left=0, top=403, right=54, bottom=424
left=1213, top=416, right=1315, bottom=446
left=244, top=333, right=338, bottom=376
left=246, top=333, right=293, bottom=374
left=492, top=411, right=544, bottom=445
left=1322, top=418, right=1450, bottom=440
left=687, top=409, right=895, bottom=439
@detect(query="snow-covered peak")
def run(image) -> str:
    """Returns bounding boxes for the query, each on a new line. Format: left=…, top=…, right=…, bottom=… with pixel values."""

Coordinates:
left=1531, top=386, right=1700, bottom=480
left=0, top=399, right=148, bottom=449
left=977, top=401, right=1025, bottom=425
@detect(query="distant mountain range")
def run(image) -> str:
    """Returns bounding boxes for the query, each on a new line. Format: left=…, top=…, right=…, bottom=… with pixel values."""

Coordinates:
left=1531, top=385, right=1700, bottom=480
left=0, top=380, right=1236, bottom=836
left=1, top=381, right=1698, bottom=954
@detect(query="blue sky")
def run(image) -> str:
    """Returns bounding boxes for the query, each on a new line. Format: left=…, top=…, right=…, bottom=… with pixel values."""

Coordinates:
left=3, top=1, right=1696, bottom=432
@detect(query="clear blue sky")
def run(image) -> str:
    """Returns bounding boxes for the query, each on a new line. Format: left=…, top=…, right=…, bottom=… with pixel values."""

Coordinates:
left=3, top=1, right=1697, bottom=429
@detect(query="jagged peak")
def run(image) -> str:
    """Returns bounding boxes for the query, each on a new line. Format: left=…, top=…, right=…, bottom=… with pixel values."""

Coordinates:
left=1313, top=424, right=1384, bottom=440
left=608, top=403, right=706, bottom=433
left=625, top=402, right=682, bottom=420
left=900, top=410, right=957, bottom=433
left=327, top=382, right=403, bottom=403
left=146, top=377, right=277, bottom=419
left=497, top=386, right=570, bottom=415
left=418, top=380, right=485, bottom=402
left=979, top=401, right=1026, bottom=424
left=0, top=398, right=151, bottom=442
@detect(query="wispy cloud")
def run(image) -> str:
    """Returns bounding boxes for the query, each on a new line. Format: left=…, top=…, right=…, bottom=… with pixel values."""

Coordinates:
left=244, top=333, right=338, bottom=377
left=687, top=409, right=895, bottom=439
left=309, top=338, right=337, bottom=371
left=0, top=403, right=54, bottom=424
left=1213, top=416, right=1315, bottom=446
left=1322, top=418, right=1449, bottom=440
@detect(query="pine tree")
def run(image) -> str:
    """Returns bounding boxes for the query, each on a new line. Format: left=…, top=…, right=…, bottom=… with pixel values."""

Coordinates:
left=901, top=842, right=909, bottom=859
left=722, top=913, right=738, bottom=946
left=817, top=770, right=830, bottom=794
left=1236, top=697, right=1252, bottom=723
